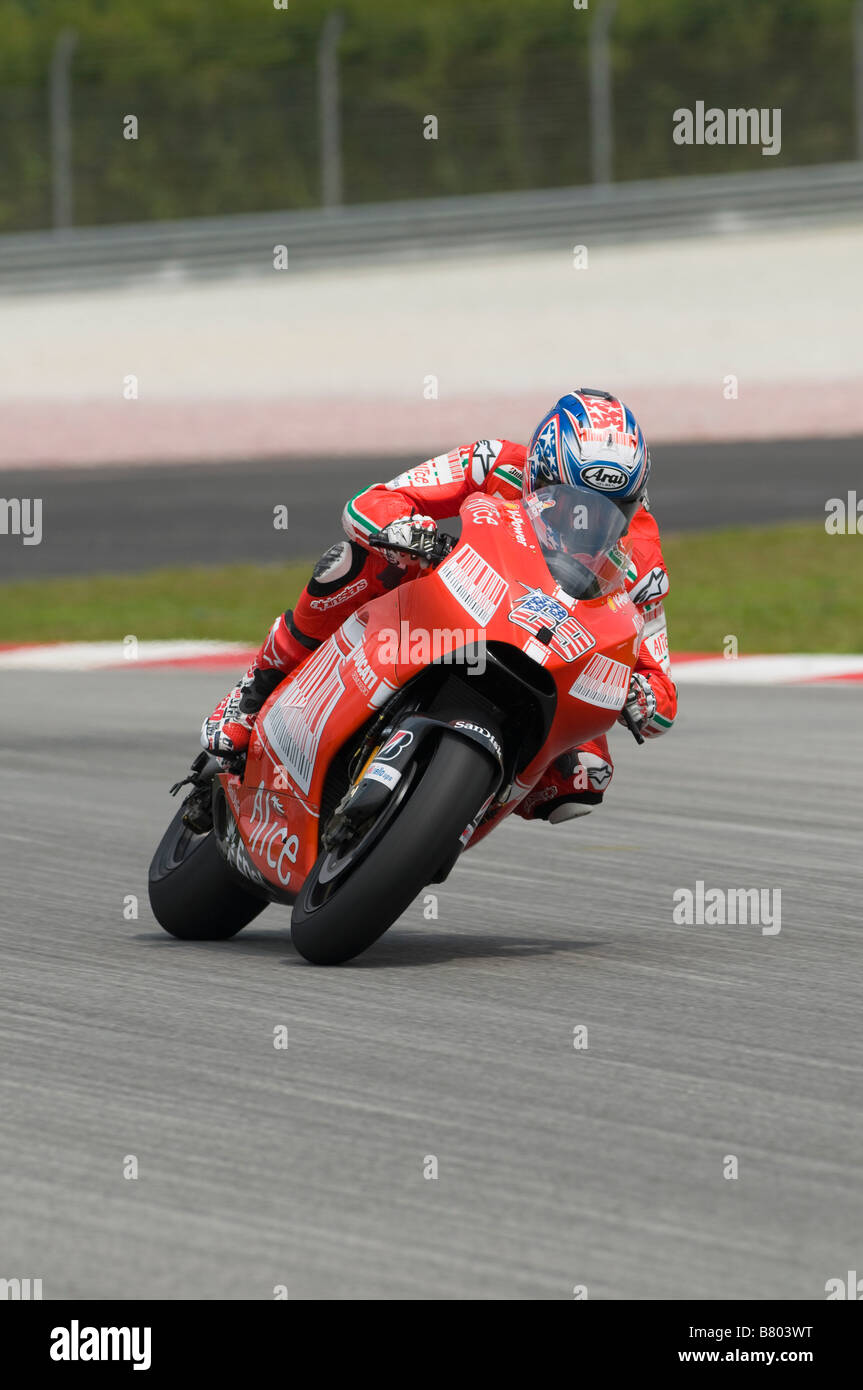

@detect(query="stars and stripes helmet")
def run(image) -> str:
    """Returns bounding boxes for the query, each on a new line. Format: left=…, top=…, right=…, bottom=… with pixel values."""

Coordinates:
left=525, top=388, right=651, bottom=524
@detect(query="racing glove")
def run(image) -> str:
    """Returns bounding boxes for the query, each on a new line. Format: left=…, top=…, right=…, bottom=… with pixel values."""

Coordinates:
left=617, top=670, right=657, bottom=730
left=378, top=514, right=438, bottom=568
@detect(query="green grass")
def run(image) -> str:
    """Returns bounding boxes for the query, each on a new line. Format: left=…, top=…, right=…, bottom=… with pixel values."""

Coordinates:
left=661, top=522, right=862, bottom=655
left=0, top=561, right=312, bottom=646
left=0, top=523, right=859, bottom=653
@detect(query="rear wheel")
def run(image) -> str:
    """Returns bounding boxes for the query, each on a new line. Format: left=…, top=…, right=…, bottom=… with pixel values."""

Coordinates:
left=290, top=731, right=497, bottom=965
left=148, top=804, right=266, bottom=940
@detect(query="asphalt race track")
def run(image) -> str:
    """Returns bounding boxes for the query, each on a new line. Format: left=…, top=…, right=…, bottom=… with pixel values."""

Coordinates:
left=1, top=672, right=861, bottom=1299
left=3, top=435, right=861, bottom=580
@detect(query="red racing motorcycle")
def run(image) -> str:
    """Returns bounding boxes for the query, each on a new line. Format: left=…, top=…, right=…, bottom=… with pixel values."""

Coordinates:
left=148, top=483, right=645, bottom=964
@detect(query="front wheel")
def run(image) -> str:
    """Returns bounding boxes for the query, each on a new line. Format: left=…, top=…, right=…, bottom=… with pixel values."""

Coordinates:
left=148, top=804, right=267, bottom=940
left=290, top=731, right=497, bottom=965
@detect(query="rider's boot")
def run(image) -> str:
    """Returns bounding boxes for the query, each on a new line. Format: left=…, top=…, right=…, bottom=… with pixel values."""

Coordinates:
left=515, top=741, right=614, bottom=823
left=201, top=611, right=317, bottom=756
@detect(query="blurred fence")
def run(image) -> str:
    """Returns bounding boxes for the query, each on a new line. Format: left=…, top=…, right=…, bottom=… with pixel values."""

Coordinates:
left=2, top=2, right=862, bottom=234
left=3, top=161, right=863, bottom=295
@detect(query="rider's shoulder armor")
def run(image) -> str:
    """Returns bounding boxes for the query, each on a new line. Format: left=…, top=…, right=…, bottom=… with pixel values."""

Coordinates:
left=626, top=506, right=670, bottom=607
left=472, top=439, right=526, bottom=497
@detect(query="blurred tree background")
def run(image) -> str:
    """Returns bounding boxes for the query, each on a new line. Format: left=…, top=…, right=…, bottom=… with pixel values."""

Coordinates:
left=0, top=0, right=856, bottom=231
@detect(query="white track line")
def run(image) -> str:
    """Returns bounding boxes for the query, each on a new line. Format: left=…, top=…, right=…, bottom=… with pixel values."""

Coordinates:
left=0, top=642, right=861, bottom=682
left=0, top=641, right=253, bottom=671
left=673, top=654, right=863, bottom=684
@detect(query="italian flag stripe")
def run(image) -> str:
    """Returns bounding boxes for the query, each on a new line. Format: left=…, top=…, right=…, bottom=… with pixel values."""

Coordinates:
left=649, top=711, right=674, bottom=728
left=494, top=464, right=522, bottom=488
left=346, top=495, right=378, bottom=537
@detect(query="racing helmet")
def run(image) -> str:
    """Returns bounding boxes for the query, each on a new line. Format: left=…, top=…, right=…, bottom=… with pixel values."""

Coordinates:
left=524, top=387, right=651, bottom=524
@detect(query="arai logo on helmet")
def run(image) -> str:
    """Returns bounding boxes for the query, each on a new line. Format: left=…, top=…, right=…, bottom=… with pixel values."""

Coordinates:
left=580, top=463, right=629, bottom=492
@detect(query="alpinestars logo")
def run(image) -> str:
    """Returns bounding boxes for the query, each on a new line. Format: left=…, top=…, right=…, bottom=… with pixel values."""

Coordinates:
left=309, top=578, right=368, bottom=610
left=470, top=439, right=501, bottom=481
left=628, top=566, right=669, bottom=606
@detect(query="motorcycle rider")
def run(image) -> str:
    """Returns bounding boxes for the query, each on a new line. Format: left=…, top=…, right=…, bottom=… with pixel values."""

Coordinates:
left=202, top=388, right=677, bottom=824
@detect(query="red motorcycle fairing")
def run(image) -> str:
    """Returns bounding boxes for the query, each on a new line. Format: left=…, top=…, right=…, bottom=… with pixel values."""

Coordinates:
left=217, top=491, right=643, bottom=900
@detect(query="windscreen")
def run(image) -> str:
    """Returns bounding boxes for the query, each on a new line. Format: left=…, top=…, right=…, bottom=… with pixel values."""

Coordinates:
left=521, top=483, right=631, bottom=599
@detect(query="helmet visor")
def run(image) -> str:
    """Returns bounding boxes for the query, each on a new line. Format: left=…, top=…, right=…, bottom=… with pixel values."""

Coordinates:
left=521, top=483, right=632, bottom=599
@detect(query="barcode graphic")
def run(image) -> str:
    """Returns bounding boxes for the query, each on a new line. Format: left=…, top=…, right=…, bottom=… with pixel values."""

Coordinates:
left=439, top=545, right=507, bottom=625
left=262, top=641, right=345, bottom=793
left=568, top=654, right=630, bottom=709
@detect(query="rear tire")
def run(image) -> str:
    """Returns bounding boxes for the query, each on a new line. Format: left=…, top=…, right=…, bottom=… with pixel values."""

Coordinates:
left=148, top=804, right=267, bottom=940
left=291, top=731, right=496, bottom=965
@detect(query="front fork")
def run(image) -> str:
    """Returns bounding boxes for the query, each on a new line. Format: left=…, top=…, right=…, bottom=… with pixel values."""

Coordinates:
left=170, top=750, right=238, bottom=833
left=323, top=712, right=506, bottom=856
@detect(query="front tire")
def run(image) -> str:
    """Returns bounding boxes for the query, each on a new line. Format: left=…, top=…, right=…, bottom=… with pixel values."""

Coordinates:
left=148, top=805, right=267, bottom=940
left=290, top=731, right=497, bottom=965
